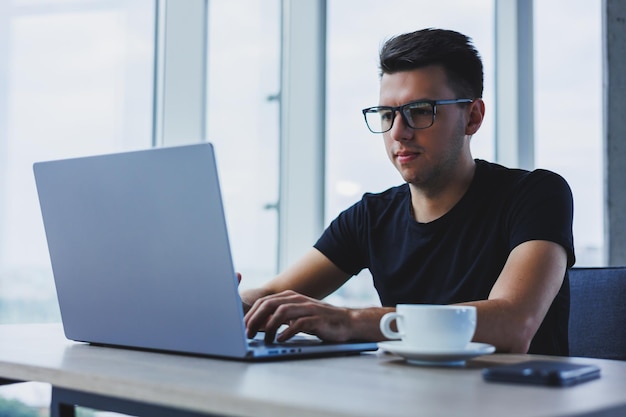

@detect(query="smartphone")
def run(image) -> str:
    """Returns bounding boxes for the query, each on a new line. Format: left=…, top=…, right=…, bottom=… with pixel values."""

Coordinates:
left=482, top=360, right=601, bottom=387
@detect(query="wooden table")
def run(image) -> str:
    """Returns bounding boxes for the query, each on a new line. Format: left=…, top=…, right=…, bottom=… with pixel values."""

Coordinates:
left=0, top=324, right=625, bottom=417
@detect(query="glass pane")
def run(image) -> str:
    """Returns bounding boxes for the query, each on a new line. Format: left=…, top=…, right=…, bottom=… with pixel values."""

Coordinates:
left=325, top=0, right=495, bottom=305
left=0, top=0, right=155, bottom=324
left=534, top=0, right=603, bottom=266
left=207, top=0, right=281, bottom=290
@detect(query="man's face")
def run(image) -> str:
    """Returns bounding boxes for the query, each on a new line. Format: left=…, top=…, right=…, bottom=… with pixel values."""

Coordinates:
left=379, top=65, right=473, bottom=188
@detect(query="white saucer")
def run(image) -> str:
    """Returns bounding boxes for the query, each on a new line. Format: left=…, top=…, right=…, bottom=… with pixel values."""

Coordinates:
left=378, top=341, right=495, bottom=366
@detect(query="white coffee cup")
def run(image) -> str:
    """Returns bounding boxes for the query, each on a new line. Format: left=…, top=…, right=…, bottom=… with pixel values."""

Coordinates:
left=379, top=304, right=476, bottom=350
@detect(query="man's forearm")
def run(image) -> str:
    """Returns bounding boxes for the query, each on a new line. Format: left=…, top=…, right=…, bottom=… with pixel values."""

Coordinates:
left=457, top=299, right=538, bottom=353
left=348, top=306, right=396, bottom=341
left=240, top=287, right=274, bottom=314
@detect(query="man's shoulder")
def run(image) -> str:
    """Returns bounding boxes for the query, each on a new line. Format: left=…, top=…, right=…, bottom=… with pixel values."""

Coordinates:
left=475, top=159, right=570, bottom=191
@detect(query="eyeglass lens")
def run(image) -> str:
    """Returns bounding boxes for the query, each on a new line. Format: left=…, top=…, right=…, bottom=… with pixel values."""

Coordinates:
left=364, top=101, right=434, bottom=133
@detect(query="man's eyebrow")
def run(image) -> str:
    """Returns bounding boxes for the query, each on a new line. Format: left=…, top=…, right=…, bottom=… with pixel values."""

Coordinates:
left=377, top=98, right=432, bottom=107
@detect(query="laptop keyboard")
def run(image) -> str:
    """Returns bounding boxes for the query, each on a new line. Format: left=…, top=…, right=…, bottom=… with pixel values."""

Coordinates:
left=247, top=332, right=323, bottom=347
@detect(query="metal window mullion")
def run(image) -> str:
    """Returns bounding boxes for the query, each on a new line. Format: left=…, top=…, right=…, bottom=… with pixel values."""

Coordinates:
left=153, top=0, right=207, bottom=147
left=494, top=0, right=534, bottom=170
left=277, top=0, right=326, bottom=271
left=603, top=0, right=626, bottom=265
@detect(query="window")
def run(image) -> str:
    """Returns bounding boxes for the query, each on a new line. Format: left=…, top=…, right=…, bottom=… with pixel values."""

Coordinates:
left=207, top=0, right=281, bottom=290
left=0, top=0, right=155, bottom=411
left=534, top=0, right=603, bottom=266
left=0, top=0, right=155, bottom=323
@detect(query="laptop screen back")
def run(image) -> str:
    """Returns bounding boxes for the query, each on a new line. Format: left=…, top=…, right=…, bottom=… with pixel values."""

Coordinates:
left=34, top=144, right=250, bottom=358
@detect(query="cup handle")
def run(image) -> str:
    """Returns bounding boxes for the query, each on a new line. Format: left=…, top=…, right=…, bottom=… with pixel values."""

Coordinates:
left=379, top=312, right=403, bottom=340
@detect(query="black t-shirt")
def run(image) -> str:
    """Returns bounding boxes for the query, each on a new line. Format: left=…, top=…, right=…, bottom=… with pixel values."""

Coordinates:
left=314, top=159, right=575, bottom=356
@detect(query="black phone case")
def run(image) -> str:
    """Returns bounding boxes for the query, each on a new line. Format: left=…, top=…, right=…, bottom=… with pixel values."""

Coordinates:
left=482, top=360, right=601, bottom=386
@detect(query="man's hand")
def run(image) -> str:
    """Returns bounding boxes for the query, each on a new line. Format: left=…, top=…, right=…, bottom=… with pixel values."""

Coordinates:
left=244, top=290, right=355, bottom=343
left=240, top=248, right=392, bottom=343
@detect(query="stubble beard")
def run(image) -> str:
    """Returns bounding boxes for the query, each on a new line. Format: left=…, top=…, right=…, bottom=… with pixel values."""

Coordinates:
left=404, top=127, right=468, bottom=198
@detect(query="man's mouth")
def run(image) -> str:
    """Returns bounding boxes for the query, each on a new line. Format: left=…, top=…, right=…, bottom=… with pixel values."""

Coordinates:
left=395, top=150, right=420, bottom=164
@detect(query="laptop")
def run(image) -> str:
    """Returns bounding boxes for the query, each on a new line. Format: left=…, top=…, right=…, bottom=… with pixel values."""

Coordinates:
left=33, top=143, right=378, bottom=360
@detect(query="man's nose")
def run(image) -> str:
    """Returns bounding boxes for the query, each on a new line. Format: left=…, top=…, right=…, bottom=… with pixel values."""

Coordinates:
left=388, top=111, right=412, bottom=141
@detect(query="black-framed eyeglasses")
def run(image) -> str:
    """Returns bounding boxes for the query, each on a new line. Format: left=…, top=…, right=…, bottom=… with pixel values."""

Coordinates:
left=361, top=98, right=474, bottom=134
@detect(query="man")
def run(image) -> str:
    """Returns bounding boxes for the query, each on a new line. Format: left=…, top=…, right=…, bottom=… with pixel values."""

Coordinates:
left=242, top=28, right=575, bottom=355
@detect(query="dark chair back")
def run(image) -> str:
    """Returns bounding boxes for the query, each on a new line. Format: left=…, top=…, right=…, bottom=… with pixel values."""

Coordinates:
left=568, top=267, right=626, bottom=360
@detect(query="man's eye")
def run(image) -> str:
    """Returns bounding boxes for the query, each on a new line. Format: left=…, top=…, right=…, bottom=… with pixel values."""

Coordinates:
left=407, top=105, right=433, bottom=117
left=380, top=110, right=393, bottom=121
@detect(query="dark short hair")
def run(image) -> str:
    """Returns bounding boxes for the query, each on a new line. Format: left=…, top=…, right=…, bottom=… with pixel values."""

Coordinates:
left=379, top=28, right=483, bottom=99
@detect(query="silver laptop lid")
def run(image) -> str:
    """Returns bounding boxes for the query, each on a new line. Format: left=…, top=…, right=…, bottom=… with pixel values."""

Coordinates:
left=35, top=143, right=379, bottom=360
left=34, top=143, right=250, bottom=358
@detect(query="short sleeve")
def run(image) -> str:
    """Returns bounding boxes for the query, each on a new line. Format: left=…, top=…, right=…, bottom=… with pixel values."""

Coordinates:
left=314, top=201, right=368, bottom=276
left=506, top=169, right=576, bottom=267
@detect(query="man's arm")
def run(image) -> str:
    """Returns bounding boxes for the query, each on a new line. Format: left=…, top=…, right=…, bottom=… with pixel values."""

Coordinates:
left=242, top=248, right=357, bottom=340
left=242, top=248, right=397, bottom=343
left=240, top=248, right=351, bottom=309
left=244, top=240, right=567, bottom=352
left=460, top=239, right=568, bottom=353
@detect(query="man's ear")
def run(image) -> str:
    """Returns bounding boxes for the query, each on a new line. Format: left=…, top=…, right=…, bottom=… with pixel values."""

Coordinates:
left=465, top=99, right=485, bottom=135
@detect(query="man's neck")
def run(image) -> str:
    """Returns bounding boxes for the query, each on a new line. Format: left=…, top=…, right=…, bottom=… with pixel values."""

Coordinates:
left=409, top=158, right=476, bottom=223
